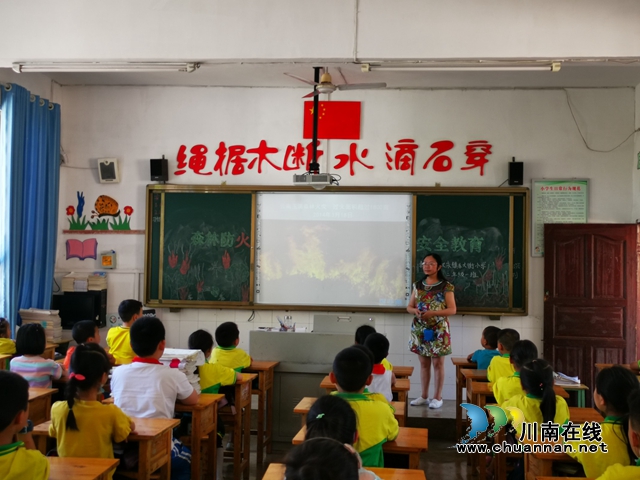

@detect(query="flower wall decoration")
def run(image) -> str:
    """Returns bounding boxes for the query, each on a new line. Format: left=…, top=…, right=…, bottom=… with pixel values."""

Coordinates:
left=65, top=191, right=135, bottom=231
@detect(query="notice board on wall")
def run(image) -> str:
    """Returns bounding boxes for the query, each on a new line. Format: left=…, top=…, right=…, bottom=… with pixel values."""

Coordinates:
left=531, top=179, right=588, bottom=257
left=145, top=185, right=529, bottom=315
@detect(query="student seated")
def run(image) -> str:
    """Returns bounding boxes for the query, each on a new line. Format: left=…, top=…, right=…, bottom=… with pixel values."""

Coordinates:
left=492, top=339, right=538, bottom=405
left=305, top=395, right=382, bottom=480
left=285, top=437, right=360, bottom=480
left=466, top=326, right=500, bottom=370
left=0, top=371, right=49, bottom=480
left=330, top=346, right=399, bottom=468
left=567, top=366, right=639, bottom=478
left=355, top=325, right=392, bottom=371
left=0, top=318, right=16, bottom=355
left=10, top=323, right=64, bottom=388
left=210, top=321, right=251, bottom=371
left=597, top=389, right=640, bottom=479
left=487, top=328, right=520, bottom=383
left=63, top=320, right=114, bottom=371
left=107, top=299, right=143, bottom=365
left=363, top=333, right=396, bottom=402
left=50, top=344, right=133, bottom=480
left=111, top=316, right=198, bottom=480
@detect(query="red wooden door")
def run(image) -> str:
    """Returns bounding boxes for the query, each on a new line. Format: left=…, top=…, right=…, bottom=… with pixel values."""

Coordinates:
left=544, top=224, right=639, bottom=406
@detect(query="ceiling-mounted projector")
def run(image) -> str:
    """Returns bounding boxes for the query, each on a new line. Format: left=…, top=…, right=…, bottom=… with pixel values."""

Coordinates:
left=293, top=173, right=332, bottom=187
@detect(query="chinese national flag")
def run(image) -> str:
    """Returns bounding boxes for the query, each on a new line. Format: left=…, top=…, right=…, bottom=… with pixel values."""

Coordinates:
left=303, top=101, right=361, bottom=140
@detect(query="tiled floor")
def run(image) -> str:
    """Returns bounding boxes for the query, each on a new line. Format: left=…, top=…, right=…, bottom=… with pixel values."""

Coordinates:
left=229, top=398, right=470, bottom=480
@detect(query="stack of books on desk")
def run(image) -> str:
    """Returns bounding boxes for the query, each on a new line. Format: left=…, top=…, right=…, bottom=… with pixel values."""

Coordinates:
left=160, top=348, right=206, bottom=394
left=554, top=371, right=580, bottom=386
left=19, top=308, right=63, bottom=342
left=88, top=272, right=108, bottom=291
left=61, top=272, right=88, bottom=292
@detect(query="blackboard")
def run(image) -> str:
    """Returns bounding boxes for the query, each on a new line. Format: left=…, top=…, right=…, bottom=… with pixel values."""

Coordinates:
left=414, top=192, right=527, bottom=314
left=146, top=188, right=254, bottom=306
left=145, top=186, right=528, bottom=315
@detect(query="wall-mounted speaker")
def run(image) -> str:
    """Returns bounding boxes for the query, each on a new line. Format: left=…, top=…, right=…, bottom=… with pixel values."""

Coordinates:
left=97, top=158, right=120, bottom=183
left=150, top=157, right=168, bottom=182
left=508, top=160, right=524, bottom=186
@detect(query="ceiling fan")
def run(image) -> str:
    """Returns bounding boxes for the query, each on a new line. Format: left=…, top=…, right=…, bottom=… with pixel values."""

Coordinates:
left=285, top=67, right=386, bottom=98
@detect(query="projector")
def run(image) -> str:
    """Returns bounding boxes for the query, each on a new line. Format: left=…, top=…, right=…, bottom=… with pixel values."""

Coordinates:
left=293, top=173, right=332, bottom=187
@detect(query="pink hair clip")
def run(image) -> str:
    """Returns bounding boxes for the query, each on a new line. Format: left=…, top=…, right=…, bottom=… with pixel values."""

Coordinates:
left=69, top=373, right=86, bottom=381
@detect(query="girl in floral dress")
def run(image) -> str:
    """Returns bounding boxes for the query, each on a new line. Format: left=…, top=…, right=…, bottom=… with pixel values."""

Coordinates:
left=407, top=253, right=456, bottom=409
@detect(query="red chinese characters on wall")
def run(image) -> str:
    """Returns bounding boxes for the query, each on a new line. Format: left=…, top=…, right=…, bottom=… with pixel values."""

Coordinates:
left=174, top=139, right=493, bottom=177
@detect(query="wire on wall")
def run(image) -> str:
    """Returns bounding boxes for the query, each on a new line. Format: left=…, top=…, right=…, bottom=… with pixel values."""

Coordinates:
left=564, top=89, right=640, bottom=153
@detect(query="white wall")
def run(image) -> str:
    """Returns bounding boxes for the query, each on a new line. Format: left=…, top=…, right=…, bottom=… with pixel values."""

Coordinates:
left=54, top=85, right=634, bottom=399
left=634, top=84, right=640, bottom=221
left=3, top=1, right=640, bottom=66
left=0, top=68, right=57, bottom=100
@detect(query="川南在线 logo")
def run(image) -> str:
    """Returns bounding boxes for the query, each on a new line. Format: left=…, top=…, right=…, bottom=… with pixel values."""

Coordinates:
left=459, top=403, right=524, bottom=443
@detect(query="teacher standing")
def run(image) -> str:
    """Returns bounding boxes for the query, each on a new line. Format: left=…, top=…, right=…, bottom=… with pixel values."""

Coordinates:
left=407, top=253, right=456, bottom=409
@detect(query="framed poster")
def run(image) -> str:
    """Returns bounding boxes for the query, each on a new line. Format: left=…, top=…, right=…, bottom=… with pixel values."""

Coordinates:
left=531, top=179, right=588, bottom=257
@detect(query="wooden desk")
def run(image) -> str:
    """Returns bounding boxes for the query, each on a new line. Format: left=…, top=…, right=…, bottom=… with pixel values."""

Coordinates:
left=175, top=393, right=224, bottom=480
left=49, top=457, right=120, bottom=480
left=0, top=353, right=12, bottom=370
left=467, top=382, right=569, bottom=409
left=244, top=360, right=279, bottom=465
left=34, top=417, right=179, bottom=480
left=461, top=369, right=488, bottom=405
left=43, top=342, right=57, bottom=360
left=567, top=407, right=601, bottom=424
left=220, top=372, right=257, bottom=480
left=28, top=387, right=58, bottom=426
left=451, top=357, right=476, bottom=438
left=263, top=462, right=427, bottom=480
left=320, top=376, right=411, bottom=417
left=293, top=397, right=406, bottom=427
left=594, top=363, right=631, bottom=375
left=393, top=366, right=414, bottom=379
left=558, top=383, right=589, bottom=408
left=525, top=451, right=577, bottom=480
left=293, top=426, right=428, bottom=469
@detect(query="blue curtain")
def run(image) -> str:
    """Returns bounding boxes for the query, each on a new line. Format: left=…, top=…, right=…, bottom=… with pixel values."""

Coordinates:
left=0, top=83, right=60, bottom=334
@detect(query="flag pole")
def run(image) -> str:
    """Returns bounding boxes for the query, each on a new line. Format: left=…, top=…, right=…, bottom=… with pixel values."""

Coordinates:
left=309, top=66, right=321, bottom=174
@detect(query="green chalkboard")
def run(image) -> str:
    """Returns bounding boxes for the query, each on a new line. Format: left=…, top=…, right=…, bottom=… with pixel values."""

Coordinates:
left=145, top=187, right=254, bottom=307
left=415, top=193, right=527, bottom=314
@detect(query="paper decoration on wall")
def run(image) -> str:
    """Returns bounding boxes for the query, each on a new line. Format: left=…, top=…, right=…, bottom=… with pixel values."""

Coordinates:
left=66, top=191, right=134, bottom=231
left=66, top=238, right=98, bottom=260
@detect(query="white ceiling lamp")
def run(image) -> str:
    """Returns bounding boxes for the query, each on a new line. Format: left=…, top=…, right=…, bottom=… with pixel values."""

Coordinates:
left=362, top=62, right=562, bottom=73
left=12, top=62, right=200, bottom=73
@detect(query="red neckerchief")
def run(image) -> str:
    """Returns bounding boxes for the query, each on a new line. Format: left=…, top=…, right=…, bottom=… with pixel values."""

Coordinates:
left=132, top=357, right=162, bottom=365
left=372, top=364, right=386, bottom=375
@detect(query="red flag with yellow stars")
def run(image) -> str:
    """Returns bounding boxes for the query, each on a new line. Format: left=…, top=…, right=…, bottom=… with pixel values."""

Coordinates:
left=303, top=101, right=361, bottom=140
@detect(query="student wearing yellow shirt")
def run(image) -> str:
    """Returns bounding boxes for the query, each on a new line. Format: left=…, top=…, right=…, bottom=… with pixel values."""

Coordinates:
left=597, top=390, right=640, bottom=480
left=106, top=299, right=143, bottom=365
left=49, top=344, right=133, bottom=480
left=210, top=321, right=251, bottom=371
left=0, top=371, right=49, bottom=480
left=487, top=328, right=520, bottom=383
left=492, top=339, right=538, bottom=405
left=355, top=324, right=393, bottom=371
left=568, top=366, right=639, bottom=478
left=330, top=346, right=399, bottom=468
left=0, top=318, right=16, bottom=356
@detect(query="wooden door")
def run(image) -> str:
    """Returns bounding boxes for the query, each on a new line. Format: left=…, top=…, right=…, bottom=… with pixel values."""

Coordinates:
left=544, top=224, right=639, bottom=406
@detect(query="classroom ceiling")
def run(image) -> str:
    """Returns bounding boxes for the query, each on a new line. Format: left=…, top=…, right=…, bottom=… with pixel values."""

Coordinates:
left=8, top=61, right=640, bottom=89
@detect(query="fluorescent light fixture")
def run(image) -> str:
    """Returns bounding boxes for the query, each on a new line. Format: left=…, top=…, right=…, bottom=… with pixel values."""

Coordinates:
left=12, top=62, right=200, bottom=73
left=362, top=62, right=561, bottom=73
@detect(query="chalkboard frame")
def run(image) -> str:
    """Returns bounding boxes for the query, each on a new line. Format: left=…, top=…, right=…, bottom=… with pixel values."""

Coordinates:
left=144, top=185, right=529, bottom=316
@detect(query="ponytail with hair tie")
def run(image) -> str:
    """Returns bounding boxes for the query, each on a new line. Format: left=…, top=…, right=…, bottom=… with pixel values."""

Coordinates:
left=520, top=358, right=557, bottom=424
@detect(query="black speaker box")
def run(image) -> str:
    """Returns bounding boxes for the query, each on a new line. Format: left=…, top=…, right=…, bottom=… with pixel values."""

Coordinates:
left=150, top=158, right=169, bottom=181
left=508, top=161, right=524, bottom=185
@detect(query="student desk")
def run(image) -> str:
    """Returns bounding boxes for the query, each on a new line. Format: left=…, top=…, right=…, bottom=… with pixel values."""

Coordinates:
left=567, top=406, right=601, bottom=424
left=175, top=393, right=224, bottom=480
left=320, top=376, right=411, bottom=417
left=34, top=417, right=179, bottom=480
left=43, top=342, right=57, bottom=360
left=451, top=357, right=476, bottom=438
left=293, top=425, right=428, bottom=469
left=557, top=383, right=589, bottom=408
left=0, top=353, right=12, bottom=370
left=293, top=397, right=407, bottom=427
left=49, top=457, right=120, bottom=480
left=467, top=382, right=570, bottom=409
left=220, top=372, right=257, bottom=480
left=28, top=387, right=58, bottom=426
left=244, top=360, right=279, bottom=465
left=393, top=366, right=414, bottom=379
left=263, top=462, right=427, bottom=480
